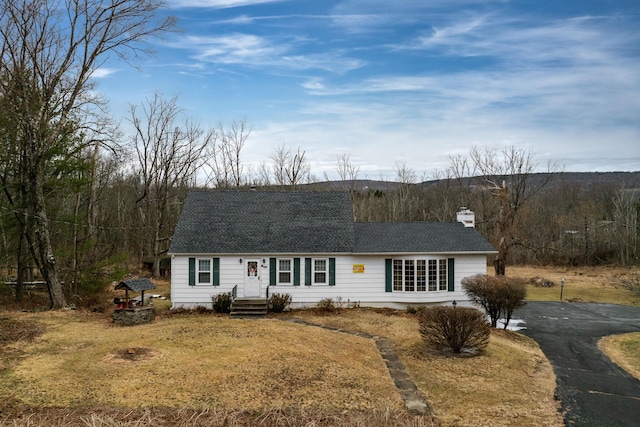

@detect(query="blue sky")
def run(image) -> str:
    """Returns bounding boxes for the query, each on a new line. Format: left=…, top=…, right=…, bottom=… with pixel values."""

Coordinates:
left=96, top=0, right=640, bottom=181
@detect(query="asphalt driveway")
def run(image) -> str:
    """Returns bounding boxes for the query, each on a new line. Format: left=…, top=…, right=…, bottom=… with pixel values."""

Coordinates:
left=515, top=302, right=640, bottom=427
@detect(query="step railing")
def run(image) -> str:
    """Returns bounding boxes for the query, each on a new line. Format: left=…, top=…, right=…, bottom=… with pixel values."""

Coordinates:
left=265, top=285, right=270, bottom=313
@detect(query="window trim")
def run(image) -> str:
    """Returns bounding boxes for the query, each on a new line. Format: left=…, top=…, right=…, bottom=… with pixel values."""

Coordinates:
left=438, top=259, right=448, bottom=291
left=312, top=258, right=328, bottom=285
left=393, top=259, right=403, bottom=291
left=391, top=258, right=448, bottom=292
left=277, top=258, right=293, bottom=285
left=197, top=258, right=212, bottom=285
left=416, top=259, right=426, bottom=292
left=404, top=260, right=415, bottom=292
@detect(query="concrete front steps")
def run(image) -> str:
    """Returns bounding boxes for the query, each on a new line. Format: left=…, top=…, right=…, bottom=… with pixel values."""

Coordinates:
left=230, top=298, right=268, bottom=318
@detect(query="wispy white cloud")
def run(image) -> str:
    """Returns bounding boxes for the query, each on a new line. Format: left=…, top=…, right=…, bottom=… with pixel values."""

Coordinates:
left=328, top=0, right=503, bottom=33
left=215, top=13, right=329, bottom=25
left=411, top=13, right=639, bottom=68
left=91, top=68, right=118, bottom=78
left=168, top=0, right=285, bottom=9
left=329, top=13, right=397, bottom=34
left=301, top=79, right=325, bottom=91
left=188, top=34, right=286, bottom=60
left=167, top=33, right=365, bottom=73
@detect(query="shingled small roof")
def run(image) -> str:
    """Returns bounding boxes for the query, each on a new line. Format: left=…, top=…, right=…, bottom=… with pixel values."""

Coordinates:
left=115, top=278, right=157, bottom=292
left=354, top=222, right=496, bottom=253
left=169, top=189, right=496, bottom=255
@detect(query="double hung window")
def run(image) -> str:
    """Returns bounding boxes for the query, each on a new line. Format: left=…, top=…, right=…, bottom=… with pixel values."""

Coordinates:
left=278, top=259, right=292, bottom=284
left=198, top=259, right=211, bottom=284
left=313, top=259, right=327, bottom=284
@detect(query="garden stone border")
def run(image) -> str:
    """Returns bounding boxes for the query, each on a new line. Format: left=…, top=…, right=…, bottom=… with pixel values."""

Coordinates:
left=283, top=318, right=431, bottom=416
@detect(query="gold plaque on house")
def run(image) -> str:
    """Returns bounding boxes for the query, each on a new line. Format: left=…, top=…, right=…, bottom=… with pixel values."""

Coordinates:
left=352, top=264, right=365, bottom=273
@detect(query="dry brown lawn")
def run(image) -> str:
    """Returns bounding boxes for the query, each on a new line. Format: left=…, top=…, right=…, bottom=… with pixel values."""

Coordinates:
left=3, top=311, right=400, bottom=411
left=287, top=309, right=562, bottom=427
left=507, top=265, right=640, bottom=306
left=599, top=333, right=640, bottom=380
left=0, top=307, right=561, bottom=426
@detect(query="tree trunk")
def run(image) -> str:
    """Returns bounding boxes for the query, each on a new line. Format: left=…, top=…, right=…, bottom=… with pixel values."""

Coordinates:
left=494, top=236, right=508, bottom=276
left=37, top=216, right=66, bottom=308
left=153, top=223, right=161, bottom=278
left=15, top=231, right=26, bottom=303
left=494, top=256, right=506, bottom=276
left=33, top=185, right=66, bottom=308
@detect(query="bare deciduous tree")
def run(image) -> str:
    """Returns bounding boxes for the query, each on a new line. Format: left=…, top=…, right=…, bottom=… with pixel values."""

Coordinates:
left=130, top=93, right=208, bottom=278
left=450, top=146, right=554, bottom=275
left=612, top=189, right=639, bottom=265
left=335, top=153, right=360, bottom=186
left=203, top=118, right=250, bottom=188
left=271, top=144, right=310, bottom=187
left=0, top=0, right=174, bottom=308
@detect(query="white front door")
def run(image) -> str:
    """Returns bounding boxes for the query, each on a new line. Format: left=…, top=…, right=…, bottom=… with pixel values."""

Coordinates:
left=244, top=259, right=261, bottom=297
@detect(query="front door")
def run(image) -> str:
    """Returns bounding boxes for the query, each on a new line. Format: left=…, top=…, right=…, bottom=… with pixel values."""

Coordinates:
left=244, top=259, right=261, bottom=297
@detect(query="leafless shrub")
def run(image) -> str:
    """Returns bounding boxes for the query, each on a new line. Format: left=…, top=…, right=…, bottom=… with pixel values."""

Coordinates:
left=0, top=317, right=44, bottom=344
left=418, top=306, right=490, bottom=354
left=462, top=274, right=527, bottom=328
left=613, top=271, right=640, bottom=295
left=316, top=298, right=336, bottom=313
left=170, top=306, right=213, bottom=316
left=529, top=276, right=555, bottom=287
left=269, top=292, right=292, bottom=313
left=212, top=293, right=233, bottom=313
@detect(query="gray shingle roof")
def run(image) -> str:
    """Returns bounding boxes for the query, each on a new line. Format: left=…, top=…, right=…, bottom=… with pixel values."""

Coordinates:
left=354, top=222, right=497, bottom=253
left=169, top=190, right=355, bottom=254
left=169, top=189, right=497, bottom=255
left=115, top=278, right=157, bottom=292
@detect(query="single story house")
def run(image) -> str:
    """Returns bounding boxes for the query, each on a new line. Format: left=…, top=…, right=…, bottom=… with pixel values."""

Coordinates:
left=168, top=189, right=496, bottom=309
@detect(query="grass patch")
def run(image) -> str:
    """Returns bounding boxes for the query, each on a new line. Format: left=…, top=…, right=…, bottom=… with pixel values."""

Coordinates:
left=599, top=333, right=640, bottom=380
left=0, top=308, right=561, bottom=426
left=2, top=311, right=401, bottom=412
left=284, top=309, right=563, bottom=427
left=508, top=265, right=640, bottom=306
left=2, top=406, right=437, bottom=426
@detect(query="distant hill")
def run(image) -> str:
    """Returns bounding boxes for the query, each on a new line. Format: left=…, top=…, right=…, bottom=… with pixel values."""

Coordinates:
left=303, top=171, right=640, bottom=194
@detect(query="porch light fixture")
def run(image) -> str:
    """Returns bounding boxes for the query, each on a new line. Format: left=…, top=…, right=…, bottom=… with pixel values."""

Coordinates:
left=452, top=300, right=457, bottom=308
left=239, top=258, right=242, bottom=264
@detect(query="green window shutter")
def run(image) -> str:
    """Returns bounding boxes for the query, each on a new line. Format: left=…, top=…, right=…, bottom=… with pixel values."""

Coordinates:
left=305, top=258, right=312, bottom=286
left=385, top=259, right=392, bottom=292
left=212, top=257, right=220, bottom=286
left=188, top=257, right=195, bottom=286
left=294, top=258, right=301, bottom=286
left=329, top=258, right=336, bottom=286
left=270, top=258, right=276, bottom=286
left=447, top=258, right=455, bottom=292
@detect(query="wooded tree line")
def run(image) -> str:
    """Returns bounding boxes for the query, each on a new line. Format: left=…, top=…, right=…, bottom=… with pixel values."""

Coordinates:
left=347, top=151, right=639, bottom=272
left=1, top=1, right=638, bottom=308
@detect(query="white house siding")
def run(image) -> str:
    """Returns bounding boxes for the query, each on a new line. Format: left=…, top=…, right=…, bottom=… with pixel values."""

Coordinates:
left=170, top=253, right=488, bottom=309
left=170, top=255, right=244, bottom=309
